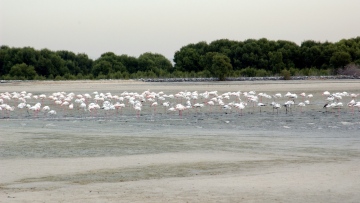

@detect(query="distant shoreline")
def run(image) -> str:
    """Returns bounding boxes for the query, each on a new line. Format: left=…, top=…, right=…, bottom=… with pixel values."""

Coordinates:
left=141, top=75, right=360, bottom=82
left=1, top=75, right=359, bottom=84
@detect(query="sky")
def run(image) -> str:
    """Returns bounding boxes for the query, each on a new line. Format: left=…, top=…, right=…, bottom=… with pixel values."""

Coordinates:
left=1, top=0, right=360, bottom=61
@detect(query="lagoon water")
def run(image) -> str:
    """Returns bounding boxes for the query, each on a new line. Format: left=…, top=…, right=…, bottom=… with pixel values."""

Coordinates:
left=1, top=80, right=360, bottom=202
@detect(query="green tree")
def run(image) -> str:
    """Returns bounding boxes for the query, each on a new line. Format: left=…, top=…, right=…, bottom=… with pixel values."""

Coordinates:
left=0, top=45, right=10, bottom=75
left=117, top=54, right=138, bottom=73
left=330, top=51, right=352, bottom=68
left=92, top=60, right=112, bottom=77
left=92, top=52, right=126, bottom=77
left=208, top=39, right=237, bottom=57
left=9, top=63, right=37, bottom=79
left=207, top=53, right=233, bottom=80
left=75, top=53, right=93, bottom=75
left=268, top=51, right=285, bottom=73
left=138, top=52, right=172, bottom=76
left=56, top=50, right=76, bottom=61
left=276, top=40, right=300, bottom=69
left=36, top=49, right=66, bottom=77
left=15, top=47, right=39, bottom=67
left=174, top=47, right=202, bottom=72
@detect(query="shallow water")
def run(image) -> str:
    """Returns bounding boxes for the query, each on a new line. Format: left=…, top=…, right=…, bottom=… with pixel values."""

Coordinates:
left=1, top=80, right=360, bottom=202
left=1, top=111, right=359, bottom=159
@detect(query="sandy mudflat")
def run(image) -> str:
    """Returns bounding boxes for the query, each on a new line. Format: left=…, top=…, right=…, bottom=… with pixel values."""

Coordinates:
left=2, top=79, right=360, bottom=93
left=1, top=79, right=360, bottom=202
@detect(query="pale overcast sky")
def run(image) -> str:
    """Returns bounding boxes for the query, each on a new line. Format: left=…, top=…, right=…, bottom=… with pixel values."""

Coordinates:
left=1, top=0, right=360, bottom=61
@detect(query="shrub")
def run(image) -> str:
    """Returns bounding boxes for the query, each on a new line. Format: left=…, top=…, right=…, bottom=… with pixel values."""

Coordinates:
left=110, top=71, right=122, bottom=79
left=86, top=74, right=94, bottom=80
left=289, top=67, right=299, bottom=76
left=281, top=69, right=291, bottom=80
left=319, top=69, right=331, bottom=76
left=2, top=74, right=12, bottom=80
left=171, top=70, right=185, bottom=78
left=337, top=63, right=360, bottom=76
left=232, top=70, right=242, bottom=77
left=255, top=69, right=270, bottom=77
left=96, top=74, right=107, bottom=79
left=54, top=75, right=64, bottom=80
left=76, top=73, right=84, bottom=79
left=34, top=75, right=46, bottom=80
left=240, top=67, right=257, bottom=77
left=63, top=73, right=76, bottom=80
left=145, top=70, right=157, bottom=78
left=122, top=72, right=130, bottom=79
left=197, top=70, right=212, bottom=78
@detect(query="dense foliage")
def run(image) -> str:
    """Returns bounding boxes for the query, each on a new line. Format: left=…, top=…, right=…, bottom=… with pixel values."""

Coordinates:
left=1, top=37, right=360, bottom=80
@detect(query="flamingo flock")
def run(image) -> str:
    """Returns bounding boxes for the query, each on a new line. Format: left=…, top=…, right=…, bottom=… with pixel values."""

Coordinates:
left=0, top=90, right=359, bottom=119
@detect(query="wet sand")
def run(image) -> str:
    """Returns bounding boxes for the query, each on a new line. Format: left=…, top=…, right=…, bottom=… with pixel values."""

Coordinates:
left=1, top=80, right=360, bottom=202
left=2, top=79, right=360, bottom=93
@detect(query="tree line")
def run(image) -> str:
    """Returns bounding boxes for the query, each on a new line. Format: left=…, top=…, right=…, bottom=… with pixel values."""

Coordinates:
left=1, top=37, right=360, bottom=80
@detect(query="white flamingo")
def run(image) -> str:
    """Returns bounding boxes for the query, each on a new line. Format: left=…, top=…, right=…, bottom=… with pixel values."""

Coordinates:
left=151, top=101, right=158, bottom=115
left=298, top=102, right=305, bottom=113
left=175, top=104, right=186, bottom=118
left=257, top=102, right=266, bottom=113
left=272, top=102, right=281, bottom=114
left=134, top=105, right=141, bottom=119
left=235, top=102, right=246, bottom=115
left=48, top=110, right=57, bottom=116
left=348, top=99, right=356, bottom=114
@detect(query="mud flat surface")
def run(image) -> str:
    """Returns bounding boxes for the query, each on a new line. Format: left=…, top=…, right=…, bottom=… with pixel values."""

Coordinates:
left=1, top=80, right=360, bottom=202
